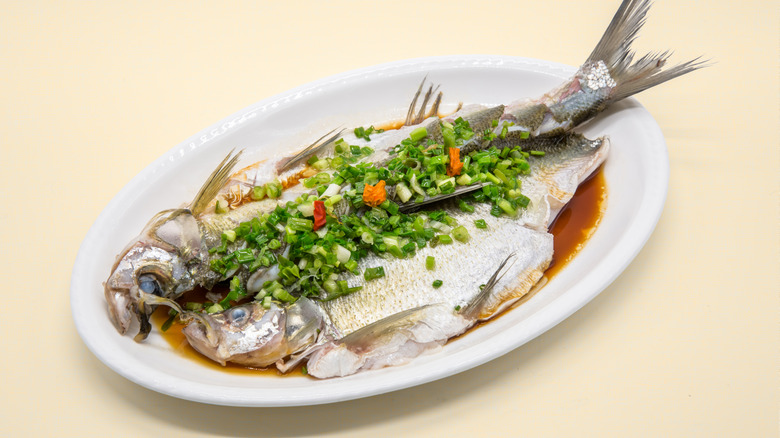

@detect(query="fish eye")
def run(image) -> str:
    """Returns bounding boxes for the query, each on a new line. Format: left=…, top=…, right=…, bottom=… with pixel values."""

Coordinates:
left=138, top=274, right=163, bottom=296
left=228, top=307, right=248, bottom=325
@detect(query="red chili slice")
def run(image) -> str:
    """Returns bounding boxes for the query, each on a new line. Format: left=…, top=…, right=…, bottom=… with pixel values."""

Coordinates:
left=313, top=200, right=327, bottom=231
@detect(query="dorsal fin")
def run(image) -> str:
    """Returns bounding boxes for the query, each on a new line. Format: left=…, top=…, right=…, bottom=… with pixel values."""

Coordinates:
left=404, top=76, right=444, bottom=126
left=189, top=149, right=242, bottom=216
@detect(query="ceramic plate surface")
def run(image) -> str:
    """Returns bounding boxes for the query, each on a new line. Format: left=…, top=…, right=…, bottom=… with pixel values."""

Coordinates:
left=71, top=55, right=668, bottom=406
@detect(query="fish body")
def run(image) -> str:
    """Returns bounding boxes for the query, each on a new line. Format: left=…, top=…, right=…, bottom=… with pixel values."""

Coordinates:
left=173, top=133, right=608, bottom=371
left=104, top=0, right=703, bottom=375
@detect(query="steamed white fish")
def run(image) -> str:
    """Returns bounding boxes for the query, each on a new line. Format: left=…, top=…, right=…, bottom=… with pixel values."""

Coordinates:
left=105, top=0, right=702, bottom=376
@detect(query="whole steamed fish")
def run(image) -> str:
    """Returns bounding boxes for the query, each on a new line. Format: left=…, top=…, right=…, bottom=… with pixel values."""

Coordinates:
left=106, top=0, right=703, bottom=377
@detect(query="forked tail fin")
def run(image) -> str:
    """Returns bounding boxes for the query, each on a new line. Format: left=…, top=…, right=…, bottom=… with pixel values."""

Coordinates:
left=589, top=0, right=708, bottom=102
left=511, top=0, right=708, bottom=136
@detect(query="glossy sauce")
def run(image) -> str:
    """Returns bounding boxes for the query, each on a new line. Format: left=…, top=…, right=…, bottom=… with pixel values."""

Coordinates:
left=152, top=166, right=607, bottom=375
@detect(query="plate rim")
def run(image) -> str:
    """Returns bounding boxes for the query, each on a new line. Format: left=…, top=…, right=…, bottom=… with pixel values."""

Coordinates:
left=71, top=54, right=668, bottom=407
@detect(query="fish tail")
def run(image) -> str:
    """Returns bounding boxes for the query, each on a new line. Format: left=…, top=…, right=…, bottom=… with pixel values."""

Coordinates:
left=586, top=0, right=708, bottom=102
left=515, top=0, right=707, bottom=136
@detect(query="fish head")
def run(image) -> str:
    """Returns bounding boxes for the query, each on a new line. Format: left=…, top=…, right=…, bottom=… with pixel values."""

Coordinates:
left=105, top=209, right=203, bottom=340
left=182, top=298, right=325, bottom=368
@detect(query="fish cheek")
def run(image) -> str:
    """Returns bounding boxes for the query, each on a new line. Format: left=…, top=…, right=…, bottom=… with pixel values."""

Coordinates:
left=153, top=211, right=203, bottom=260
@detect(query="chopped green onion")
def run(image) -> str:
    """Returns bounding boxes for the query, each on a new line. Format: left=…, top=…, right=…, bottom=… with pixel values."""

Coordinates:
left=497, top=198, right=517, bottom=216
left=409, top=127, right=428, bottom=142
left=323, top=279, right=338, bottom=295
left=272, top=287, right=296, bottom=303
left=396, top=182, right=413, bottom=203
left=334, top=244, right=351, bottom=264
left=215, top=199, right=229, bottom=214
left=529, top=150, right=545, bottom=156
left=251, top=185, right=267, bottom=200
left=297, top=202, right=315, bottom=217
left=474, top=219, right=487, bottom=229
left=458, top=199, right=474, bottom=213
left=515, top=194, right=531, bottom=208
left=288, top=217, right=313, bottom=232
left=364, top=266, right=386, bottom=281
left=442, top=126, right=455, bottom=148
left=161, top=309, right=177, bottom=332
left=185, top=302, right=203, bottom=311
left=234, top=248, right=255, bottom=264
left=425, top=256, right=435, bottom=271
left=493, top=168, right=511, bottom=186
left=223, top=230, right=237, bottom=242
left=206, top=303, right=224, bottom=314
left=456, top=174, right=472, bottom=186
left=437, top=234, right=453, bottom=245
left=452, top=226, right=470, bottom=242
left=312, top=159, right=330, bottom=170
left=432, top=279, right=443, bottom=288
left=266, top=181, right=282, bottom=199
left=485, top=172, right=501, bottom=185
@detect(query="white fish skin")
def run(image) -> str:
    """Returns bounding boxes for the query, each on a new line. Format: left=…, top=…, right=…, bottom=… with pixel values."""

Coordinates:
left=304, top=253, right=517, bottom=378
left=305, top=303, right=470, bottom=378
left=322, top=207, right=553, bottom=335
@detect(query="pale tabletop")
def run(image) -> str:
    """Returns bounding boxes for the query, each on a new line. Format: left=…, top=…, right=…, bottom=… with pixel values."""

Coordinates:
left=1, top=1, right=777, bottom=436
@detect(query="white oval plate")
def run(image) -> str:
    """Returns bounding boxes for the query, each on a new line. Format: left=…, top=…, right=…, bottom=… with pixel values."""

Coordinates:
left=71, top=55, right=668, bottom=407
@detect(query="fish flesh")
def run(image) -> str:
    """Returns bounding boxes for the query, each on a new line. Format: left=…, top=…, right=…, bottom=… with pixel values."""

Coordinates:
left=104, top=0, right=703, bottom=375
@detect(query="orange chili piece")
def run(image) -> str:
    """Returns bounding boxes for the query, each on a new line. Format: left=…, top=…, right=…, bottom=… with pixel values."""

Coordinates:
left=312, top=200, right=327, bottom=231
left=446, top=147, right=463, bottom=177
left=362, top=180, right=387, bottom=207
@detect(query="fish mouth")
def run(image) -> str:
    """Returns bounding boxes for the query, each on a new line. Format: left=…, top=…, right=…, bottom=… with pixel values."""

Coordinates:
left=104, top=282, right=155, bottom=341
left=104, top=284, right=134, bottom=335
left=182, top=318, right=224, bottom=365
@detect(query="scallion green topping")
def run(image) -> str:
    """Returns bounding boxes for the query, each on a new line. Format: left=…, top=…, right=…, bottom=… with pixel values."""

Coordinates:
left=432, top=279, right=443, bottom=288
left=195, top=116, right=549, bottom=312
left=409, top=126, right=428, bottom=142
left=452, top=226, right=470, bottom=243
left=364, top=266, right=386, bottom=281
left=354, top=125, right=383, bottom=141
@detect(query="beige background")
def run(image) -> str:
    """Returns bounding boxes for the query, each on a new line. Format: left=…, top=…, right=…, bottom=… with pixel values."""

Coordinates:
left=1, top=0, right=777, bottom=436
